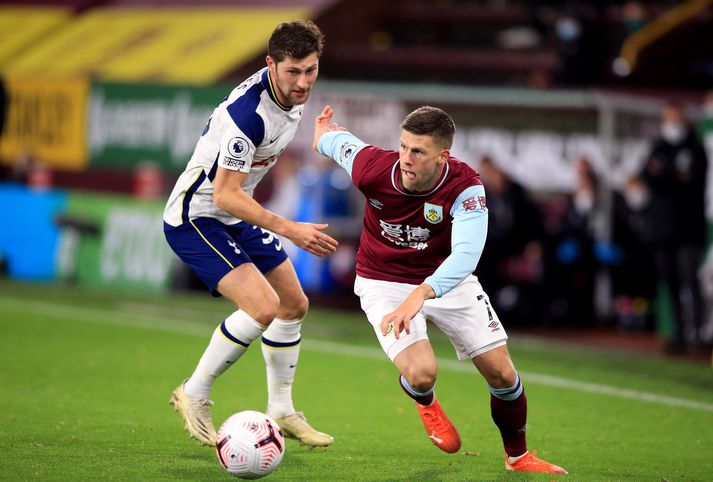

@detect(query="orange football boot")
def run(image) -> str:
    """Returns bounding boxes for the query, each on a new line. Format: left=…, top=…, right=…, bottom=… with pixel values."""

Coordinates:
left=415, top=397, right=461, bottom=453
left=505, top=450, right=568, bottom=474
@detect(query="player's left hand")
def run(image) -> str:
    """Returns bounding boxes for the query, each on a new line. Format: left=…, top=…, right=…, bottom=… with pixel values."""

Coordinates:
left=380, top=285, right=436, bottom=339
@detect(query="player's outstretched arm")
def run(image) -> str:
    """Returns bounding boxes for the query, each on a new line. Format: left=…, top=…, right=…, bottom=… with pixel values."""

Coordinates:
left=380, top=284, right=436, bottom=339
left=214, top=168, right=338, bottom=257
left=313, top=106, right=368, bottom=177
left=313, top=105, right=346, bottom=152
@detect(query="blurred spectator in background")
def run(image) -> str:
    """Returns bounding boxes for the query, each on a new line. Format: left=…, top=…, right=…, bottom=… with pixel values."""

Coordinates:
left=621, top=1, right=647, bottom=35
left=552, top=4, right=605, bottom=86
left=612, top=177, right=657, bottom=331
left=548, top=156, right=604, bottom=326
left=702, top=90, right=713, bottom=118
left=547, top=156, right=657, bottom=329
left=547, top=155, right=651, bottom=328
left=633, top=102, right=709, bottom=351
left=476, top=155, right=545, bottom=325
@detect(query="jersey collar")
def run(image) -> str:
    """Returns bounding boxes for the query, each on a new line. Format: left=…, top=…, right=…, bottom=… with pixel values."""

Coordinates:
left=390, top=159, right=450, bottom=196
left=261, top=69, right=292, bottom=112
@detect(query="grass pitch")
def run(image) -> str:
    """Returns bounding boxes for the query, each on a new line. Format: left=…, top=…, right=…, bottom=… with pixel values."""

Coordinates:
left=1, top=280, right=712, bottom=481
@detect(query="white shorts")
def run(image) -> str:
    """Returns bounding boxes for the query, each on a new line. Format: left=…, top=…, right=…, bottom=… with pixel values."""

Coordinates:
left=354, top=274, right=508, bottom=361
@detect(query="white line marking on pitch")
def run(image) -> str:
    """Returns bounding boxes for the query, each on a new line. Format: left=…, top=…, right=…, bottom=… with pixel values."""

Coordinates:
left=2, top=297, right=713, bottom=414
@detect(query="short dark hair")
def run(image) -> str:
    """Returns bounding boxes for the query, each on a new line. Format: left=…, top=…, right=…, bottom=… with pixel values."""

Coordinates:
left=400, top=106, right=455, bottom=149
left=268, top=20, right=325, bottom=63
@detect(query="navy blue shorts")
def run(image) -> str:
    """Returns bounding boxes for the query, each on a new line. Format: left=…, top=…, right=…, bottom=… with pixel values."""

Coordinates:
left=164, top=217, right=288, bottom=296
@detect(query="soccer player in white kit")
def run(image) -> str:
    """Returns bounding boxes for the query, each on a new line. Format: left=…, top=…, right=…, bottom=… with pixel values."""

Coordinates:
left=313, top=105, right=567, bottom=474
left=164, top=21, right=336, bottom=447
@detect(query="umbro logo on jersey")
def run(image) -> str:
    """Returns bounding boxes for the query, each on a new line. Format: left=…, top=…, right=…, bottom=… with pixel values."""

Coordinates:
left=488, top=320, right=500, bottom=332
left=369, top=198, right=383, bottom=210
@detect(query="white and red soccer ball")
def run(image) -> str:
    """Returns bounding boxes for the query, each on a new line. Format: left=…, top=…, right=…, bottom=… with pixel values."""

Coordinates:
left=216, top=411, right=285, bottom=479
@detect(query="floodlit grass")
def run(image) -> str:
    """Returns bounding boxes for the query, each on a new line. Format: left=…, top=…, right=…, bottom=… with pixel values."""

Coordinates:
left=1, top=280, right=712, bottom=481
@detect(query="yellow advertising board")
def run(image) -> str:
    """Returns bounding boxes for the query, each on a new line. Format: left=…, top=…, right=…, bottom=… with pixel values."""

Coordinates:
left=0, top=76, right=88, bottom=170
left=5, top=8, right=307, bottom=85
left=0, top=7, right=70, bottom=67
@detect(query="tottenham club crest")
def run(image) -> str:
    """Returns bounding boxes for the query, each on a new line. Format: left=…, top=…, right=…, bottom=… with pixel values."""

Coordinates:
left=423, top=203, right=443, bottom=224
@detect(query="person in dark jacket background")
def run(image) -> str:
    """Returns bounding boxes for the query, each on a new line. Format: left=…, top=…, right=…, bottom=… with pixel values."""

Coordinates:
left=633, top=103, right=709, bottom=351
left=476, top=155, right=545, bottom=325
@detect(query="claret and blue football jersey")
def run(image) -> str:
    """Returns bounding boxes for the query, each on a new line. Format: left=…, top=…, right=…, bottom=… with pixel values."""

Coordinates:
left=318, top=130, right=489, bottom=297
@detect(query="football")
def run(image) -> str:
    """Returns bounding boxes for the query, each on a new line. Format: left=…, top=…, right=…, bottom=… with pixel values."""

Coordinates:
left=215, top=411, right=285, bottom=479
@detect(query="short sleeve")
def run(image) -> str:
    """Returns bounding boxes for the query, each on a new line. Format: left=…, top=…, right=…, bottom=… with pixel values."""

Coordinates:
left=217, top=112, right=258, bottom=173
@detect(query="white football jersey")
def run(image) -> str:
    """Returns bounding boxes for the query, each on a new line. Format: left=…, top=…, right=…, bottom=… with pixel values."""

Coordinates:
left=164, top=68, right=303, bottom=226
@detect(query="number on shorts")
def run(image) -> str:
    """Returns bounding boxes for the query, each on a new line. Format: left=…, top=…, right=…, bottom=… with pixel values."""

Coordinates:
left=476, top=294, right=493, bottom=321
left=254, top=226, right=282, bottom=251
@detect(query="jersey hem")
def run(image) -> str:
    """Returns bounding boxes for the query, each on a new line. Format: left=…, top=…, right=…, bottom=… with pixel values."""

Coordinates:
left=355, top=267, right=426, bottom=285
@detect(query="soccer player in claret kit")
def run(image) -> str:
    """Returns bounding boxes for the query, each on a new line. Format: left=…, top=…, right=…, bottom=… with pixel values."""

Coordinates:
left=313, top=105, right=567, bottom=474
left=163, top=21, right=336, bottom=448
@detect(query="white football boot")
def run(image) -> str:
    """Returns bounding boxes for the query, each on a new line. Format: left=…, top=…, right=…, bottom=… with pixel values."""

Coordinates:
left=274, top=411, right=334, bottom=447
left=169, top=380, right=217, bottom=446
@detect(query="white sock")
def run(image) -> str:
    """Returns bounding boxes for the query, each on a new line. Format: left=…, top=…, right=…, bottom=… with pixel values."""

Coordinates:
left=261, top=318, right=302, bottom=419
left=184, top=310, right=266, bottom=400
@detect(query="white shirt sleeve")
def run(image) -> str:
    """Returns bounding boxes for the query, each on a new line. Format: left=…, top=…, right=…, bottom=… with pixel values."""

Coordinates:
left=217, top=111, right=257, bottom=173
left=423, top=185, right=488, bottom=297
left=317, top=131, right=369, bottom=178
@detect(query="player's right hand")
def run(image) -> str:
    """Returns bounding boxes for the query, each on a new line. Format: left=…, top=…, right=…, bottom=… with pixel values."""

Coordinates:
left=287, top=222, right=338, bottom=257
left=313, top=105, right=346, bottom=151
left=380, top=284, right=436, bottom=338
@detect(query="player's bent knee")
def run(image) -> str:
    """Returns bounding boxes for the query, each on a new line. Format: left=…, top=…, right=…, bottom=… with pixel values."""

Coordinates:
left=404, top=367, right=437, bottom=392
left=485, top=366, right=518, bottom=389
left=280, top=293, right=308, bottom=320
left=246, top=294, right=280, bottom=326
left=249, top=308, right=278, bottom=326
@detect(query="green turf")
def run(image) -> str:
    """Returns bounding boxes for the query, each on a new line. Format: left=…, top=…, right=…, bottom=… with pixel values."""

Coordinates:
left=1, top=280, right=712, bottom=481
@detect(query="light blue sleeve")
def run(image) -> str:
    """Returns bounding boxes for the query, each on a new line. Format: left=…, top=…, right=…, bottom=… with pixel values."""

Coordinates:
left=317, top=131, right=369, bottom=178
left=423, top=185, right=488, bottom=297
